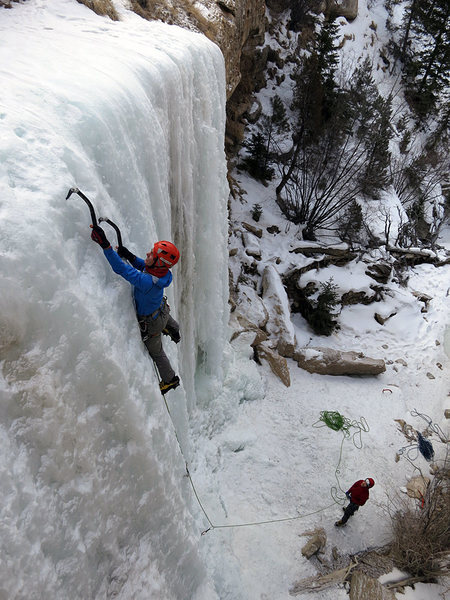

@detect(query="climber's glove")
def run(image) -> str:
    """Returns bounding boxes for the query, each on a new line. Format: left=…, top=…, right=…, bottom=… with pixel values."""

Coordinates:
left=117, top=245, right=136, bottom=263
left=91, top=225, right=111, bottom=249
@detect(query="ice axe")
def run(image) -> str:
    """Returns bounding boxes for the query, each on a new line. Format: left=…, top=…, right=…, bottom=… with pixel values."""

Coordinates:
left=66, top=187, right=98, bottom=226
left=98, top=216, right=123, bottom=248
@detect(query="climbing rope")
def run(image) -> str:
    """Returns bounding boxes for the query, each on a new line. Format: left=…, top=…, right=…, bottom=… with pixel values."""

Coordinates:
left=158, top=378, right=339, bottom=534
left=397, top=408, right=446, bottom=465
left=155, top=373, right=350, bottom=534
left=312, top=410, right=370, bottom=504
left=410, top=408, right=448, bottom=444
left=318, top=410, right=345, bottom=431
left=313, top=411, right=369, bottom=448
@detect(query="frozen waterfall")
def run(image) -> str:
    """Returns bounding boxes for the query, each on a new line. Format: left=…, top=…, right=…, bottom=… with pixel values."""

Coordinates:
left=0, top=2, right=230, bottom=598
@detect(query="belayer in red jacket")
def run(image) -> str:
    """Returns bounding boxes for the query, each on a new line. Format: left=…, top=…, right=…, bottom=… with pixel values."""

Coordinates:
left=335, top=478, right=375, bottom=527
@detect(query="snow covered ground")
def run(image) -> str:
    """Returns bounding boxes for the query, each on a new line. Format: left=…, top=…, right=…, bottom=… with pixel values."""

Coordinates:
left=220, top=177, right=449, bottom=598
left=202, top=1, right=450, bottom=598
left=0, top=1, right=448, bottom=600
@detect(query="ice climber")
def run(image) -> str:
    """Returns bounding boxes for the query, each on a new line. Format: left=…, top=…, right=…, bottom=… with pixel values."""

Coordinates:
left=335, top=477, right=375, bottom=527
left=90, top=225, right=181, bottom=395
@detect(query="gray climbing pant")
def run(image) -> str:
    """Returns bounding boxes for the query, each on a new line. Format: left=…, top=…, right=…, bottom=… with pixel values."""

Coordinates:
left=137, top=299, right=179, bottom=383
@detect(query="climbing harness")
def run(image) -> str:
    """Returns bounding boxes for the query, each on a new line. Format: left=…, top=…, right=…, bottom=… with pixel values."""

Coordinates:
left=137, top=298, right=168, bottom=342
left=312, top=410, right=370, bottom=504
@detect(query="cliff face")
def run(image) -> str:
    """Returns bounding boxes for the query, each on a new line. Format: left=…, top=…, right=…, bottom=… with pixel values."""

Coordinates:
left=126, top=0, right=266, bottom=152
left=212, top=0, right=266, bottom=98
left=128, top=0, right=266, bottom=99
left=80, top=0, right=358, bottom=148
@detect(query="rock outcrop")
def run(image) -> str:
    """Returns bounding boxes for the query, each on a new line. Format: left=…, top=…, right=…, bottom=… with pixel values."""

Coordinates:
left=300, top=527, right=327, bottom=559
left=327, top=0, right=358, bottom=21
left=256, top=341, right=291, bottom=387
left=406, top=475, right=430, bottom=499
left=293, top=347, right=386, bottom=376
left=261, top=265, right=297, bottom=358
left=349, top=571, right=395, bottom=600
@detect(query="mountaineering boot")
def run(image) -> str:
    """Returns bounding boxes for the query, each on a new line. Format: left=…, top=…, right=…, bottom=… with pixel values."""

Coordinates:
left=160, top=375, right=180, bottom=395
left=162, top=328, right=181, bottom=344
left=335, top=520, right=345, bottom=527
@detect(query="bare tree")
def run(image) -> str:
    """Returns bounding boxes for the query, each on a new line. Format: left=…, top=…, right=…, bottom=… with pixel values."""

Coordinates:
left=276, top=121, right=369, bottom=239
left=276, top=56, right=392, bottom=240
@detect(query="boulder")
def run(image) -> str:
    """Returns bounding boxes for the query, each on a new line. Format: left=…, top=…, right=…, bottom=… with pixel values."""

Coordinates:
left=300, top=527, right=326, bottom=559
left=256, top=342, right=290, bottom=387
left=412, top=290, right=432, bottom=312
left=406, top=475, right=430, bottom=499
left=341, top=289, right=379, bottom=306
left=374, top=311, right=397, bottom=325
left=290, top=244, right=354, bottom=258
left=293, top=347, right=386, bottom=376
left=349, top=571, right=395, bottom=600
left=243, top=231, right=262, bottom=259
left=230, top=314, right=268, bottom=346
left=236, top=284, right=269, bottom=329
left=365, top=263, right=392, bottom=284
left=261, top=265, right=297, bottom=357
left=327, top=0, right=358, bottom=21
left=246, top=99, right=262, bottom=124
left=242, top=221, right=263, bottom=238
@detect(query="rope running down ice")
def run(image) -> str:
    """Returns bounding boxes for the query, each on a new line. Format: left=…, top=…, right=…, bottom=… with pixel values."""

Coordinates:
left=156, top=364, right=354, bottom=535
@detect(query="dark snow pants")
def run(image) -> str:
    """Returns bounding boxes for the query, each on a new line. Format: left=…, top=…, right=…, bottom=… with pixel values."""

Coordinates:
left=138, top=299, right=179, bottom=383
left=341, top=502, right=359, bottom=524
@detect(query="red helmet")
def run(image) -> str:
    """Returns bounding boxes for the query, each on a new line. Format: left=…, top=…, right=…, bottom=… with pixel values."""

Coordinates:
left=365, top=478, right=375, bottom=488
left=153, top=241, right=180, bottom=268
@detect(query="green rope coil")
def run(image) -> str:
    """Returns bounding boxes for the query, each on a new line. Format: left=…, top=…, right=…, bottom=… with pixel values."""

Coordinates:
left=312, top=410, right=370, bottom=504
left=320, top=410, right=345, bottom=431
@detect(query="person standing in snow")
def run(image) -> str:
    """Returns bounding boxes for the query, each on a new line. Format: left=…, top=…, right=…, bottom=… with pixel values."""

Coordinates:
left=335, top=478, right=374, bottom=527
left=90, top=225, right=181, bottom=395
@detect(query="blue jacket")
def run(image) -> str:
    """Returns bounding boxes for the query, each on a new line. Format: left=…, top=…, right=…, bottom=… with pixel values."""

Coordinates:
left=103, top=247, right=172, bottom=316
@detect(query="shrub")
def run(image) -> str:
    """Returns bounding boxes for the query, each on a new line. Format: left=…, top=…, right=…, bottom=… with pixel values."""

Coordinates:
left=251, top=203, right=263, bottom=222
left=388, top=466, right=450, bottom=580
left=241, top=132, right=275, bottom=181
left=76, top=0, right=119, bottom=20
left=337, top=201, right=363, bottom=248
left=308, top=279, right=340, bottom=335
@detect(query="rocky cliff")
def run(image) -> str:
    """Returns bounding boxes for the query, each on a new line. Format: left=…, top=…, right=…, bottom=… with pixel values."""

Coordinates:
left=79, top=0, right=359, bottom=148
left=124, top=0, right=266, bottom=99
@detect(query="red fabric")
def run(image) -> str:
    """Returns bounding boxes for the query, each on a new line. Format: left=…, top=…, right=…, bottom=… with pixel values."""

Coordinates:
left=145, top=265, right=169, bottom=278
left=348, top=480, right=370, bottom=506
